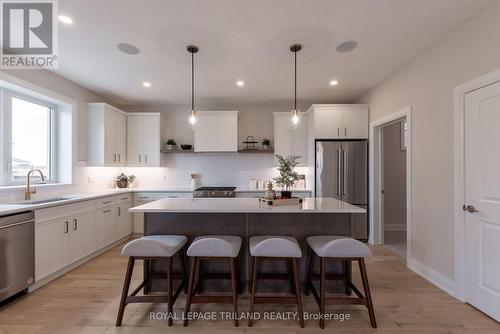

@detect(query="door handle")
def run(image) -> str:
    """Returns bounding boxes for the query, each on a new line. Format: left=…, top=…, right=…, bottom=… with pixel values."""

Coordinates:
left=343, top=149, right=348, bottom=196
left=64, top=221, right=69, bottom=233
left=344, top=127, right=347, bottom=136
left=336, top=150, right=341, bottom=196
left=118, top=207, right=121, bottom=216
left=337, top=128, right=340, bottom=137
left=145, top=154, right=148, bottom=163
left=117, top=153, right=121, bottom=162
left=463, top=205, right=479, bottom=213
left=73, top=219, right=77, bottom=231
left=113, top=153, right=117, bottom=162
left=139, top=154, right=141, bottom=163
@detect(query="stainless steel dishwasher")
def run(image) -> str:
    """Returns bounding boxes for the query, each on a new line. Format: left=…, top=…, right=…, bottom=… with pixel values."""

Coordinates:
left=0, top=211, right=35, bottom=302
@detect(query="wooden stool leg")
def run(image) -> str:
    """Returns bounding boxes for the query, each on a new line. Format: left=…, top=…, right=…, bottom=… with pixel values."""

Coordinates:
left=319, top=257, right=326, bottom=329
left=359, top=258, right=377, bottom=328
left=166, top=257, right=173, bottom=326
left=180, top=248, right=188, bottom=294
left=116, top=257, right=135, bottom=326
left=230, top=258, right=239, bottom=327
left=288, top=259, right=296, bottom=295
left=305, top=249, right=314, bottom=296
left=143, top=258, right=150, bottom=294
left=183, top=257, right=198, bottom=327
left=292, top=258, right=305, bottom=328
left=235, top=257, right=242, bottom=294
left=248, top=256, right=258, bottom=327
left=345, top=260, right=352, bottom=296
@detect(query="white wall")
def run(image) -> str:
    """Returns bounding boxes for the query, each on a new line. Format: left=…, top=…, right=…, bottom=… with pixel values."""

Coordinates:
left=358, top=0, right=500, bottom=282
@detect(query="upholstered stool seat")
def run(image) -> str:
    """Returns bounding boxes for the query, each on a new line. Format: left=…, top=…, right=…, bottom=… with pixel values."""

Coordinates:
left=248, top=235, right=304, bottom=328
left=184, top=235, right=242, bottom=327
left=187, top=235, right=242, bottom=257
left=306, top=235, right=372, bottom=258
left=305, top=235, right=376, bottom=329
left=122, top=235, right=187, bottom=257
left=116, top=235, right=188, bottom=327
left=249, top=236, right=302, bottom=258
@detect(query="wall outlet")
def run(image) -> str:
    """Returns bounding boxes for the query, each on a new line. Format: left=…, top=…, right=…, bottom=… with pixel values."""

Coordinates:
left=87, top=176, right=95, bottom=184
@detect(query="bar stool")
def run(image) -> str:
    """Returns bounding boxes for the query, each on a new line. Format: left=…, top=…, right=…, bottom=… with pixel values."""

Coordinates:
left=306, top=236, right=376, bottom=329
left=116, top=235, right=188, bottom=327
left=184, top=235, right=242, bottom=327
left=248, top=236, right=304, bottom=328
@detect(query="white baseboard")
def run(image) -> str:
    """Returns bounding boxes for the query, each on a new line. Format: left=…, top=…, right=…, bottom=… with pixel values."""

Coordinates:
left=408, top=257, right=457, bottom=298
left=384, top=223, right=407, bottom=231
left=29, top=235, right=131, bottom=292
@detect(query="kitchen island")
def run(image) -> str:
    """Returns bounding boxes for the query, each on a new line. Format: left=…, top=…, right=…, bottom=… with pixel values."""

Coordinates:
left=129, top=197, right=365, bottom=292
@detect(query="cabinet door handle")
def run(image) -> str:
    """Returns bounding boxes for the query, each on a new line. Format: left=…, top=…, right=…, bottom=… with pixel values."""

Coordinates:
left=113, top=153, right=117, bottom=162
left=344, top=127, right=347, bottom=136
left=139, top=154, right=141, bottom=163
left=337, top=127, right=340, bottom=137
left=145, top=154, right=148, bottom=163
left=121, top=197, right=129, bottom=200
left=117, top=153, right=121, bottom=162
left=118, top=207, right=121, bottom=216
left=64, top=221, right=69, bottom=233
left=343, top=149, right=348, bottom=196
left=103, top=209, right=112, bottom=213
left=73, top=219, right=77, bottom=231
left=102, top=200, right=112, bottom=205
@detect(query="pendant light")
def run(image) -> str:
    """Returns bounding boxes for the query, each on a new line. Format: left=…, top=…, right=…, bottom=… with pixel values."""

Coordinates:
left=187, top=45, right=198, bottom=127
left=290, top=43, right=302, bottom=128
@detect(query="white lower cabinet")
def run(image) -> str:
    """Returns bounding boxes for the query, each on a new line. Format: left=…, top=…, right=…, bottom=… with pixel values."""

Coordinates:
left=116, top=201, right=132, bottom=239
left=95, top=206, right=117, bottom=249
left=34, top=194, right=133, bottom=284
left=70, top=211, right=97, bottom=263
left=35, top=218, right=71, bottom=281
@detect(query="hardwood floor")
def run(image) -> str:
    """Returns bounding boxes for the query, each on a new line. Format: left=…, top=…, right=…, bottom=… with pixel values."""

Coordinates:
left=0, top=242, right=498, bottom=334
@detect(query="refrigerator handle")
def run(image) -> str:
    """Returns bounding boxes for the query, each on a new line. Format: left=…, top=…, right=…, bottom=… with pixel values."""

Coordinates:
left=343, top=149, right=348, bottom=196
left=337, top=150, right=341, bottom=195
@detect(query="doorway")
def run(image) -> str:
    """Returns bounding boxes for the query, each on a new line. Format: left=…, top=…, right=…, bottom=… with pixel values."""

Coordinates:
left=381, top=120, right=408, bottom=259
left=369, top=107, right=411, bottom=263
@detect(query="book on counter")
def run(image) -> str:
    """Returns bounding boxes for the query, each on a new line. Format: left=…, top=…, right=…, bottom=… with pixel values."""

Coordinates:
left=259, top=197, right=303, bottom=207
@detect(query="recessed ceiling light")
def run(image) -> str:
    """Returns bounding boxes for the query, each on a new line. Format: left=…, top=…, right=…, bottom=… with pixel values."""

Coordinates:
left=236, top=80, right=244, bottom=87
left=58, top=15, right=73, bottom=25
left=117, top=43, right=140, bottom=55
left=336, top=40, right=358, bottom=53
left=330, top=80, right=338, bottom=86
left=142, top=82, right=151, bottom=88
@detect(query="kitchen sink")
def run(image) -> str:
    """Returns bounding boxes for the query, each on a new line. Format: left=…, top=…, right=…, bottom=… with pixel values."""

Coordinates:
left=9, top=196, right=77, bottom=205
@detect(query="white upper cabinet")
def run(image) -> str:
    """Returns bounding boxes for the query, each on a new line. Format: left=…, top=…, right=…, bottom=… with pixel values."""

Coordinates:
left=194, top=111, right=238, bottom=152
left=87, top=103, right=127, bottom=166
left=307, top=104, right=369, bottom=139
left=127, top=113, right=166, bottom=166
left=273, top=112, right=308, bottom=166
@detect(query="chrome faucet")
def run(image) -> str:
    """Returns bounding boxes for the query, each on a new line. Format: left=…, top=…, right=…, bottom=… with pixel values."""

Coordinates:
left=25, top=169, right=45, bottom=200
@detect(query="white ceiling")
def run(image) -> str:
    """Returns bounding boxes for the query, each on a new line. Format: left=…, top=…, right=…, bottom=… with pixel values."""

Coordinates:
left=55, top=0, right=493, bottom=108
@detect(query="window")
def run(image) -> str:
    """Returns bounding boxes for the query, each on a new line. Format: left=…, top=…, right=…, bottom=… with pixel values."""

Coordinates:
left=1, top=90, right=57, bottom=186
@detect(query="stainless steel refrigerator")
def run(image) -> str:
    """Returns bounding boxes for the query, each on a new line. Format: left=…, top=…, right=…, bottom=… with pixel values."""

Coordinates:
left=315, top=140, right=368, bottom=240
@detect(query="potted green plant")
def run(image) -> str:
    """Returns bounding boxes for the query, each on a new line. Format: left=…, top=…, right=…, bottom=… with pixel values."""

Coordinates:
left=273, top=154, right=300, bottom=198
left=166, top=139, right=177, bottom=151
left=262, top=138, right=271, bottom=150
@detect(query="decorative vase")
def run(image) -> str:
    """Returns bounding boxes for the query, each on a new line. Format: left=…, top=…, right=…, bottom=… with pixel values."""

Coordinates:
left=281, top=190, right=292, bottom=199
left=263, top=144, right=270, bottom=151
left=264, top=183, right=276, bottom=200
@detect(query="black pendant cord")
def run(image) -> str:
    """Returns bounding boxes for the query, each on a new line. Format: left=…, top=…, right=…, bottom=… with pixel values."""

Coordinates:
left=294, top=49, right=297, bottom=111
left=191, top=51, right=194, bottom=111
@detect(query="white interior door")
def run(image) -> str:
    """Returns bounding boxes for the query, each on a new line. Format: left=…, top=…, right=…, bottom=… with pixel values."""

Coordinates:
left=464, top=81, right=500, bottom=322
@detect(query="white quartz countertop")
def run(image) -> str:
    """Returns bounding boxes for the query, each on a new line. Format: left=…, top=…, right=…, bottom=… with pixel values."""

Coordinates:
left=0, top=187, right=313, bottom=216
left=129, top=197, right=364, bottom=213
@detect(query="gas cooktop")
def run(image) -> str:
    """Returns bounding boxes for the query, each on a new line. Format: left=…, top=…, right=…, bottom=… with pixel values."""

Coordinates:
left=193, top=187, right=236, bottom=198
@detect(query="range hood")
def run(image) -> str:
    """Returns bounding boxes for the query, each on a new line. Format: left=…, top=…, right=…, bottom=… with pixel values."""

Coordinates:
left=193, top=110, right=238, bottom=152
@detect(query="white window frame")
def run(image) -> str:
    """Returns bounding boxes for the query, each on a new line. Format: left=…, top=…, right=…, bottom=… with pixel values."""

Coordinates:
left=0, top=88, right=58, bottom=186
